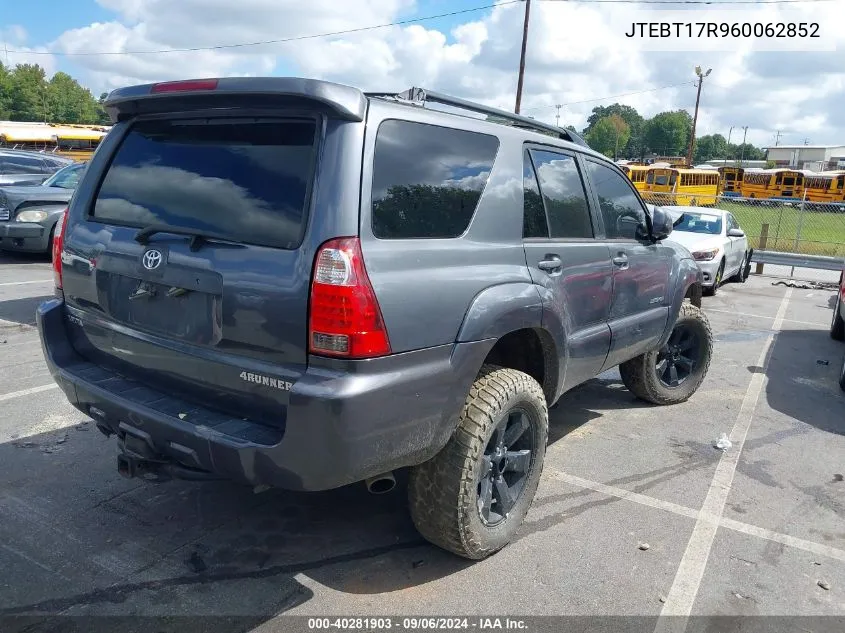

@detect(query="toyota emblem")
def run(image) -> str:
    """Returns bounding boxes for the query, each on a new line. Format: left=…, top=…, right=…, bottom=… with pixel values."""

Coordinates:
left=142, top=249, right=163, bottom=270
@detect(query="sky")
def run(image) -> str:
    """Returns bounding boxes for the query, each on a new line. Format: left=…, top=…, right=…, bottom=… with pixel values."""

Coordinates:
left=1, top=0, right=843, bottom=149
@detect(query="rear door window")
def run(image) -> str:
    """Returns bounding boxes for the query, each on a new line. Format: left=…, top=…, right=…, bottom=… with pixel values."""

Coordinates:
left=92, top=118, right=318, bottom=249
left=529, top=149, right=593, bottom=239
left=371, top=120, right=499, bottom=239
left=523, top=150, right=549, bottom=238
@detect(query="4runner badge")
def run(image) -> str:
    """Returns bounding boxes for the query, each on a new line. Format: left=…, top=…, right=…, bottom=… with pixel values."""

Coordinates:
left=239, top=371, right=293, bottom=391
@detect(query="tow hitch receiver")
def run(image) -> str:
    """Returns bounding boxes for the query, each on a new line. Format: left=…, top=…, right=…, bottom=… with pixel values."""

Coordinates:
left=114, top=423, right=225, bottom=482
left=116, top=452, right=224, bottom=482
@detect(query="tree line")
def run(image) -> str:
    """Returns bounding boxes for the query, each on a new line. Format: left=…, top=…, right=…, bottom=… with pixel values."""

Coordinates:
left=579, top=103, right=766, bottom=164
left=0, top=63, right=109, bottom=125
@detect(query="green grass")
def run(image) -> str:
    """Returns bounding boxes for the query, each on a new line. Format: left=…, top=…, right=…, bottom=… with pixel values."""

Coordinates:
left=653, top=198, right=845, bottom=257
left=716, top=201, right=845, bottom=257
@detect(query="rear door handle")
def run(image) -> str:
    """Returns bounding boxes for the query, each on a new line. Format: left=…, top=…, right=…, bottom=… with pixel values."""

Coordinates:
left=612, top=253, right=629, bottom=269
left=537, top=256, right=562, bottom=272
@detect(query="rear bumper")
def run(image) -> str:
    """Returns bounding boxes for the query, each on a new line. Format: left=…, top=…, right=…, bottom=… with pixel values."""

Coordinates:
left=0, top=221, right=51, bottom=253
left=37, top=298, right=493, bottom=491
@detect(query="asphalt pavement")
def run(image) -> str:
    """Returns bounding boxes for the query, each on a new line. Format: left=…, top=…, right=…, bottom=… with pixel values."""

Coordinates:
left=0, top=251, right=843, bottom=632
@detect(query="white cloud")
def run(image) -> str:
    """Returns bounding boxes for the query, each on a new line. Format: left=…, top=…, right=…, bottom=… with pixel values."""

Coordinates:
left=28, top=0, right=844, bottom=148
left=1, top=25, right=56, bottom=75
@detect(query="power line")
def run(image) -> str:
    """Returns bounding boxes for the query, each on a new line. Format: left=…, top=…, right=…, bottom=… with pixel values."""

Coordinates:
left=4, top=0, right=837, bottom=58
left=523, top=81, right=696, bottom=113
left=3, top=1, right=521, bottom=57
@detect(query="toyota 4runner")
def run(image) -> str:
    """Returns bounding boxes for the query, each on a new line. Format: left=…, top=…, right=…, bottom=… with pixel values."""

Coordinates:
left=37, top=78, right=712, bottom=560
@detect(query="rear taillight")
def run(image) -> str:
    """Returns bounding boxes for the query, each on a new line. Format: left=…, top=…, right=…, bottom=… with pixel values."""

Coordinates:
left=52, top=209, right=68, bottom=291
left=309, top=237, right=391, bottom=359
left=151, top=79, right=219, bottom=93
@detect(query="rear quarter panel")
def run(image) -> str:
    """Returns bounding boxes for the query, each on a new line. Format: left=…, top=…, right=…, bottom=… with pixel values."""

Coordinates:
left=358, top=101, right=536, bottom=354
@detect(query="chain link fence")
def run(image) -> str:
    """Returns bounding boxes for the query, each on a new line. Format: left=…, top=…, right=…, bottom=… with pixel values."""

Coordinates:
left=640, top=192, right=845, bottom=258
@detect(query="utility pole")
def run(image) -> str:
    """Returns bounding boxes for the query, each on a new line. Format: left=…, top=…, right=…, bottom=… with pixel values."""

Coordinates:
left=555, top=104, right=561, bottom=128
left=514, top=0, right=532, bottom=114
left=727, top=126, right=734, bottom=163
left=739, top=126, right=749, bottom=165
left=774, top=130, right=782, bottom=146
left=803, top=137, right=809, bottom=146
left=685, top=65, right=711, bottom=167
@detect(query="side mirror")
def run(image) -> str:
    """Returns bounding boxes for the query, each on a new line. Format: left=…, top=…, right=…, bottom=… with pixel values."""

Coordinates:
left=728, top=228, right=745, bottom=238
left=649, top=206, right=674, bottom=241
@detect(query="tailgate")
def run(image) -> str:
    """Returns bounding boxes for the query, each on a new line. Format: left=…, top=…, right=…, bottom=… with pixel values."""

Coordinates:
left=61, top=113, right=322, bottom=427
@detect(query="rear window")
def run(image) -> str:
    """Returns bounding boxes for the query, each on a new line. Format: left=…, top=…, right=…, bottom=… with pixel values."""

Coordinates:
left=1, top=155, right=46, bottom=174
left=371, top=120, right=499, bottom=239
left=92, top=118, right=317, bottom=249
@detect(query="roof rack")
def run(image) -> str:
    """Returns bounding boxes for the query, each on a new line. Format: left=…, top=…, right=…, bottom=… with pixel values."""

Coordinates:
left=366, top=87, right=590, bottom=148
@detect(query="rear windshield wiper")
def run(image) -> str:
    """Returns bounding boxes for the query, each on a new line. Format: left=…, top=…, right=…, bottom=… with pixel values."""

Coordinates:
left=134, top=224, right=242, bottom=252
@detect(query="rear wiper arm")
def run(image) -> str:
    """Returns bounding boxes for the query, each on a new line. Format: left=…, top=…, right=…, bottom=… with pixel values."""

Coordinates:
left=133, top=224, right=240, bottom=252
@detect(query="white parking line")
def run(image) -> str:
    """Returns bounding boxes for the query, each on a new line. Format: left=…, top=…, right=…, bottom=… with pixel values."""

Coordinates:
left=0, top=279, right=52, bottom=287
left=705, top=307, right=824, bottom=328
left=0, top=383, right=59, bottom=403
left=549, top=469, right=845, bottom=564
left=655, top=288, right=792, bottom=627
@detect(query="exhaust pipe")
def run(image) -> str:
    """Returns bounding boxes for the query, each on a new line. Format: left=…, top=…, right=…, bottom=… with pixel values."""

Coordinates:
left=365, top=472, right=396, bottom=494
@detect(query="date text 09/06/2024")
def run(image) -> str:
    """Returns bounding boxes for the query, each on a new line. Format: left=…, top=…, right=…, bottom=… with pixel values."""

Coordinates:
left=307, top=617, right=528, bottom=630
left=625, top=22, right=820, bottom=39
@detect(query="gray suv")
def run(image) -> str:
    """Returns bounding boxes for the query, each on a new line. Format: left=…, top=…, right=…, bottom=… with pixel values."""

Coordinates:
left=37, top=78, right=711, bottom=560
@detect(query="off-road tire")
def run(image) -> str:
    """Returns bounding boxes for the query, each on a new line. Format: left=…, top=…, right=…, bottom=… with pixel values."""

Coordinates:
left=408, top=365, right=548, bottom=560
left=831, top=293, right=845, bottom=341
left=703, top=259, right=725, bottom=296
left=618, top=303, right=713, bottom=405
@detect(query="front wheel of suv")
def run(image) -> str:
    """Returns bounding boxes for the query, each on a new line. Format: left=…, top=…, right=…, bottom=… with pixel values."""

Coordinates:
left=619, top=303, right=713, bottom=405
left=408, top=365, right=548, bottom=560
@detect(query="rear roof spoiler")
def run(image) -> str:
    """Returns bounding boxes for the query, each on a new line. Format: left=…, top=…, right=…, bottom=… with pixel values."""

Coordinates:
left=103, top=77, right=369, bottom=123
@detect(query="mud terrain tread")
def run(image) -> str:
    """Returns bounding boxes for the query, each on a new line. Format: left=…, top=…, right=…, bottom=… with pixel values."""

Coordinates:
left=619, top=303, right=713, bottom=406
left=408, top=364, right=547, bottom=559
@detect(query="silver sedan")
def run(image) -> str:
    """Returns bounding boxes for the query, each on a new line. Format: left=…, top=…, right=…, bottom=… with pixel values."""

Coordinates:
left=662, top=206, right=750, bottom=296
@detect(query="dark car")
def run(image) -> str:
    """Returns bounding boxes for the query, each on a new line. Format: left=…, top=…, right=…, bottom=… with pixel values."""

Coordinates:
left=0, top=148, right=73, bottom=187
left=0, top=162, right=86, bottom=255
left=38, top=78, right=712, bottom=560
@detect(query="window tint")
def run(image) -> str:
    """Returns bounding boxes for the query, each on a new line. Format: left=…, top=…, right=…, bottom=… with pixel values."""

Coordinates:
left=523, top=151, right=548, bottom=238
left=43, top=158, right=70, bottom=172
left=530, top=150, right=593, bottom=239
left=45, top=163, right=85, bottom=189
left=2, top=155, right=45, bottom=174
left=371, top=120, right=499, bottom=239
left=729, top=214, right=741, bottom=231
left=584, top=161, right=647, bottom=240
left=92, top=118, right=317, bottom=249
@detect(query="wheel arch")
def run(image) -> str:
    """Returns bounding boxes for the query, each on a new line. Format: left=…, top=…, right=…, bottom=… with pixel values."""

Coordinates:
left=658, top=257, right=703, bottom=348
left=455, top=282, right=561, bottom=405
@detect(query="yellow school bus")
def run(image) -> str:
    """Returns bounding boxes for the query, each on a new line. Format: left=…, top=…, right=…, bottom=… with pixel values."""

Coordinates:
left=0, top=122, right=109, bottom=161
left=49, top=125, right=108, bottom=162
left=619, top=164, right=649, bottom=191
left=649, top=156, right=688, bottom=168
left=0, top=123, right=57, bottom=151
left=643, top=167, right=720, bottom=206
left=804, top=171, right=845, bottom=204
left=717, top=166, right=743, bottom=197
left=739, top=169, right=805, bottom=201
